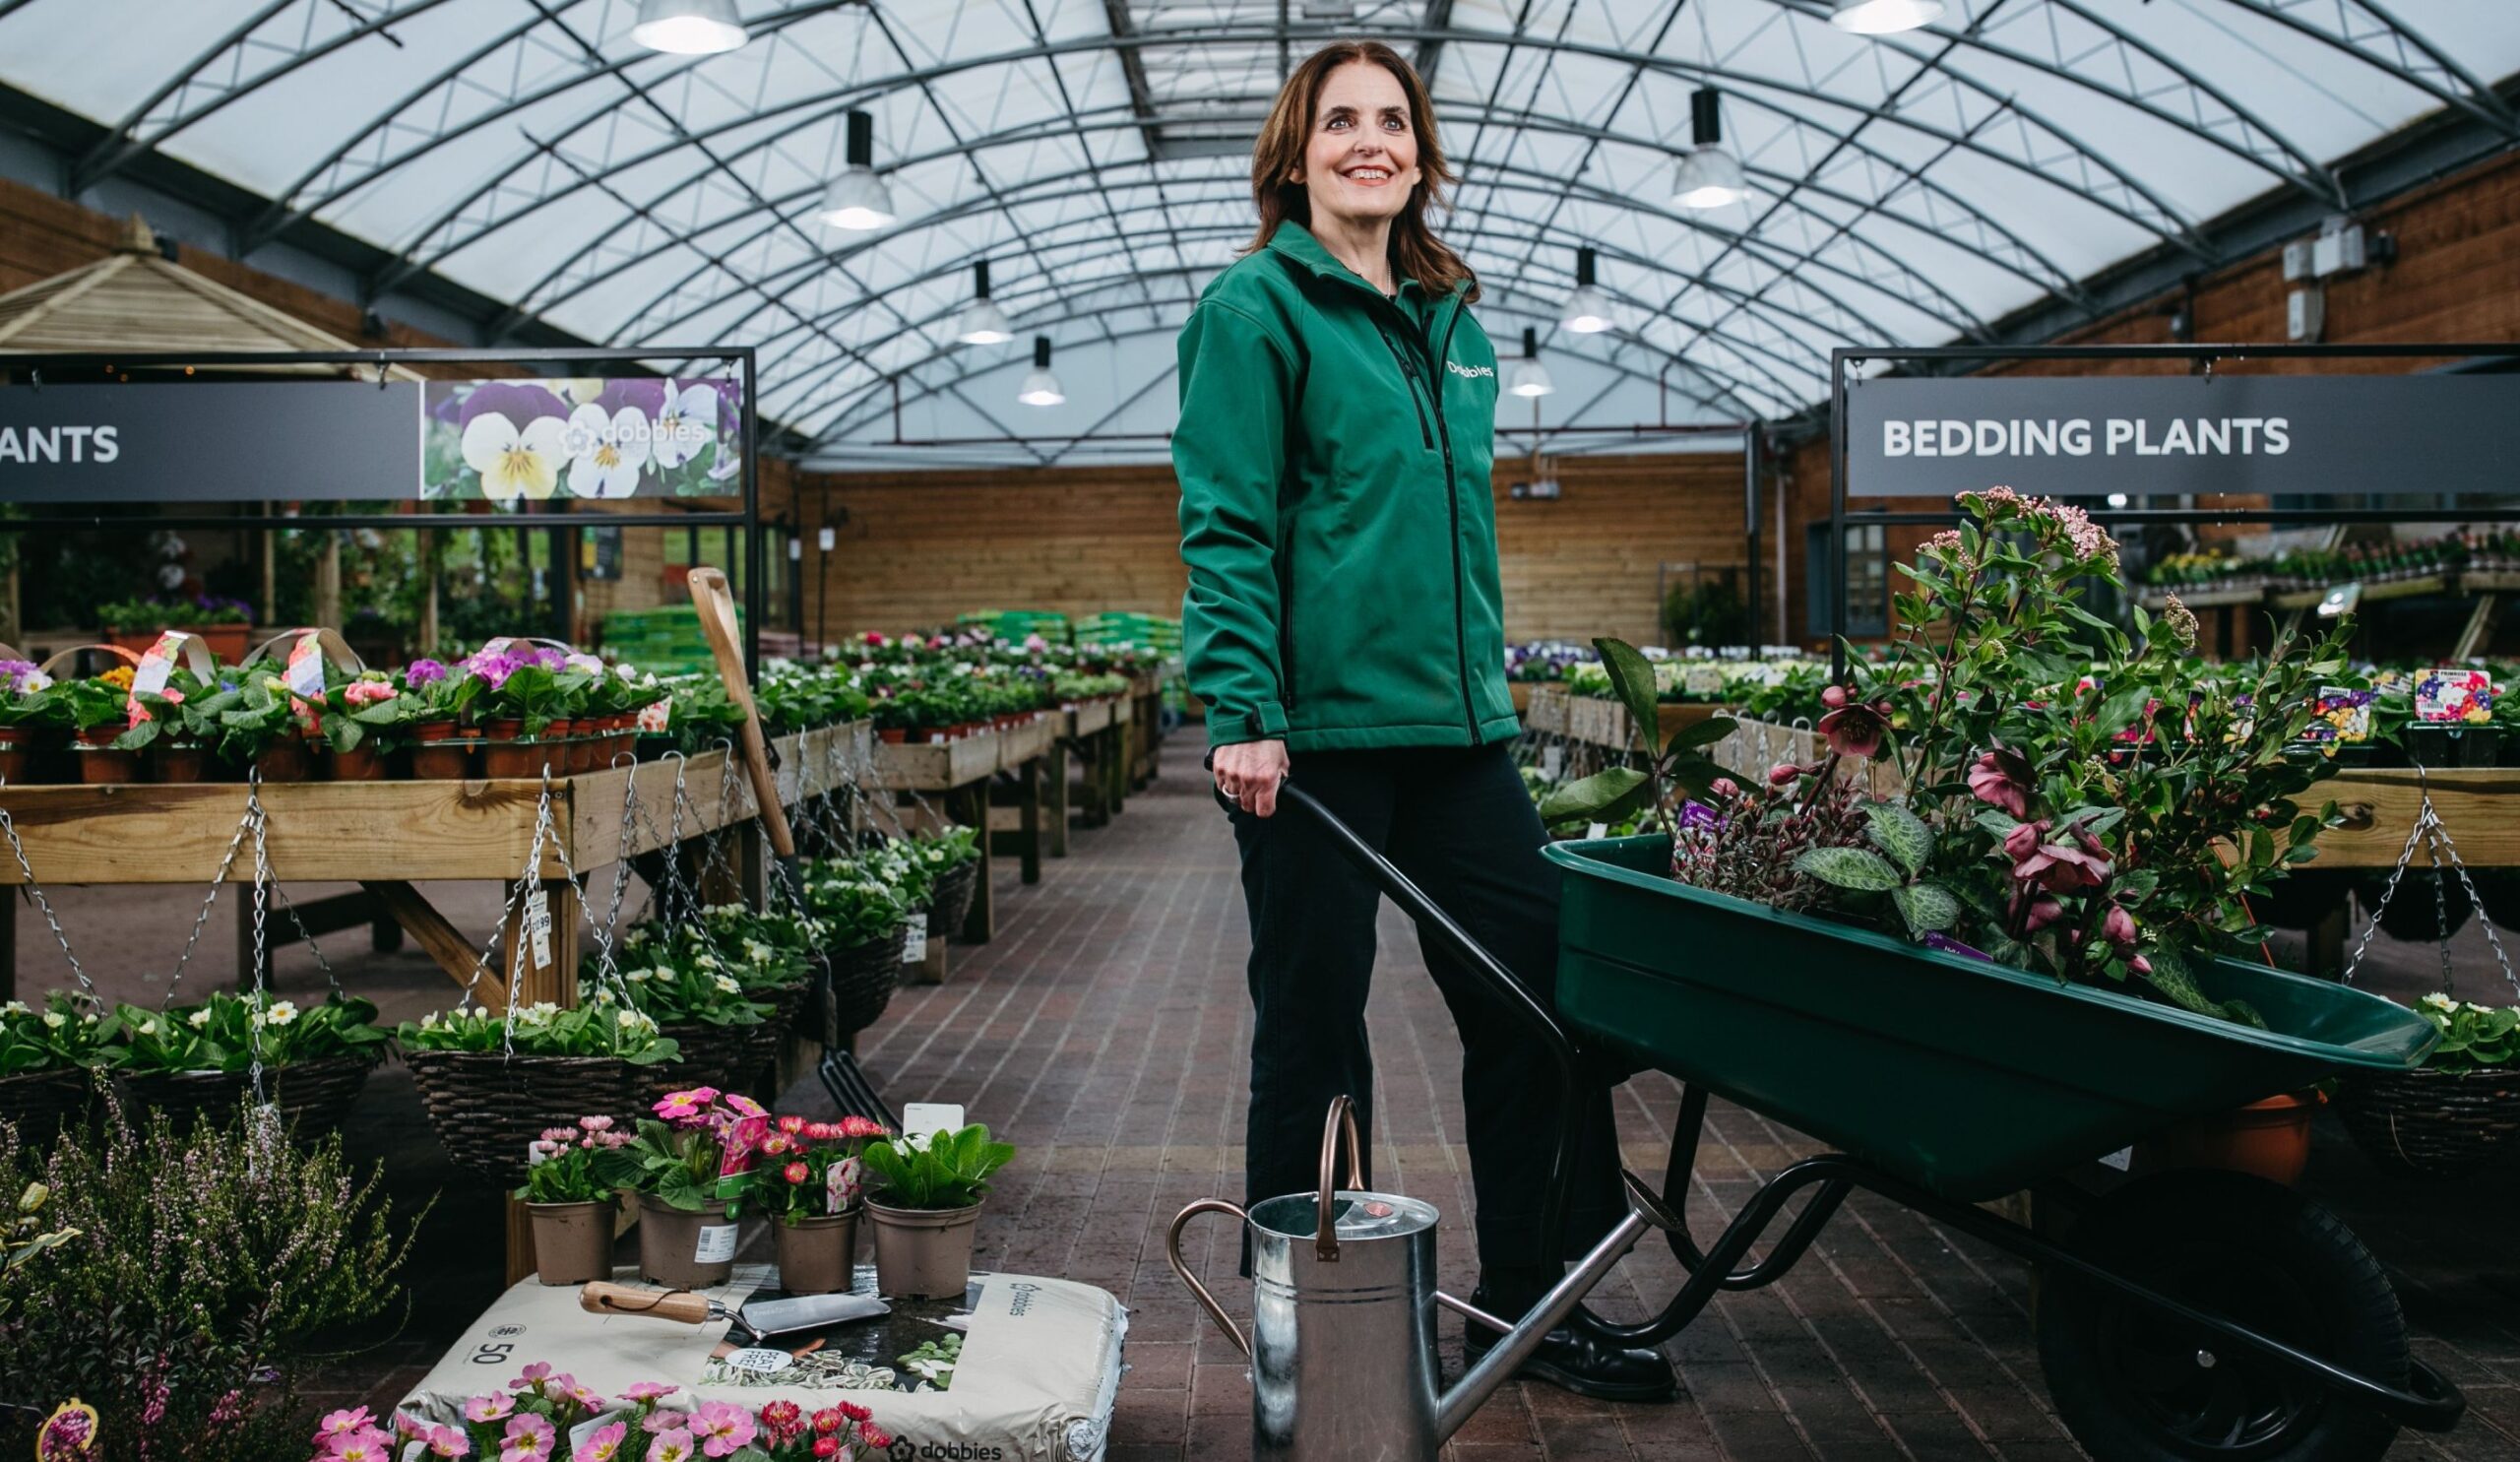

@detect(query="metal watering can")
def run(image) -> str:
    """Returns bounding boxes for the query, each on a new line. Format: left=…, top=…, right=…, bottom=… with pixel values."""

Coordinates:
left=1166, top=1096, right=1681, bottom=1461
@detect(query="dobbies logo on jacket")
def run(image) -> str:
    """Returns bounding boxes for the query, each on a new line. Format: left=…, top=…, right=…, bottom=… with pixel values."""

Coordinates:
left=1446, top=359, right=1495, bottom=381
left=892, top=1441, right=1003, bottom=1461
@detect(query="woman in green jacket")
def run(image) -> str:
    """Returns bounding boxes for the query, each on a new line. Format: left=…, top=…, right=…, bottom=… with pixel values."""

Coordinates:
left=1173, top=40, right=1672, bottom=1401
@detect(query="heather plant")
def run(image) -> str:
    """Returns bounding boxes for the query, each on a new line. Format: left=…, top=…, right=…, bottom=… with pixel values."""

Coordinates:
left=0, top=1100, right=417, bottom=1462
left=1670, top=772, right=1877, bottom=916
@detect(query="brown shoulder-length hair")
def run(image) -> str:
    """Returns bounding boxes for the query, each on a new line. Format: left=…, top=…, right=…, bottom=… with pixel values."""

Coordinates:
left=1246, top=40, right=1479, bottom=302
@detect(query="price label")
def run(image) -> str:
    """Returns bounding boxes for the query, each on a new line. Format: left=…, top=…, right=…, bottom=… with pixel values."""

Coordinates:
left=724, top=1348, right=795, bottom=1374
left=523, top=888, right=554, bottom=973
left=903, top=913, right=928, bottom=964
left=284, top=633, right=328, bottom=697
left=1542, top=744, right=1563, bottom=780
left=693, top=1224, right=738, bottom=1264
left=1586, top=822, right=1608, bottom=841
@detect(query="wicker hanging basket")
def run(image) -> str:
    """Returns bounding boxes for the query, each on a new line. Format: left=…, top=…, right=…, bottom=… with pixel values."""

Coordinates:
left=737, top=978, right=819, bottom=1077
left=928, top=860, right=979, bottom=943
left=112, top=1052, right=379, bottom=1139
left=824, top=926, right=908, bottom=1044
left=403, top=1049, right=638, bottom=1185
left=2337, top=1066, right=2520, bottom=1177
left=0, top=1067, right=92, bottom=1146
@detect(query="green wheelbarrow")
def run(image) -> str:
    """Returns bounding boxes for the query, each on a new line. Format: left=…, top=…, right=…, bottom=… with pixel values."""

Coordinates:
left=1280, top=788, right=2464, bottom=1462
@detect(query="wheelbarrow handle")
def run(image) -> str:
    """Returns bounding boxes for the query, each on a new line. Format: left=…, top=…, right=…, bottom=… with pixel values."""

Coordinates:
left=1274, top=784, right=1584, bottom=1088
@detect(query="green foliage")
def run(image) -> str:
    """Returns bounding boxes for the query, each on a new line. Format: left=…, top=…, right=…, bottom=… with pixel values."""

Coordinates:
left=861, top=1123, right=1015, bottom=1211
left=0, top=993, right=105, bottom=1076
left=1538, top=637, right=1738, bottom=833
left=394, top=1001, right=678, bottom=1065
left=0, top=1103, right=418, bottom=1461
left=2415, top=993, right=2519, bottom=1070
left=94, top=992, right=385, bottom=1075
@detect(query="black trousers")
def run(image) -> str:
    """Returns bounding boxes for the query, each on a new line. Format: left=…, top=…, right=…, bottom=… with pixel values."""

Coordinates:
left=1223, top=741, right=1625, bottom=1271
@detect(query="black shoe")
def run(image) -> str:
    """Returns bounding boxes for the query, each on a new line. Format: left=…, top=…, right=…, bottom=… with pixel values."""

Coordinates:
left=1461, top=1289, right=1678, bottom=1403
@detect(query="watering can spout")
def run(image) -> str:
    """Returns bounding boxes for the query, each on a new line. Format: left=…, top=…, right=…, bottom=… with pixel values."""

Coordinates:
left=1431, top=1170, right=1683, bottom=1442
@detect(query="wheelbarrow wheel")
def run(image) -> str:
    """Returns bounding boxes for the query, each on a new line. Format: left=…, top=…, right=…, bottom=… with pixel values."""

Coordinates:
left=2036, top=1171, right=2406, bottom=1462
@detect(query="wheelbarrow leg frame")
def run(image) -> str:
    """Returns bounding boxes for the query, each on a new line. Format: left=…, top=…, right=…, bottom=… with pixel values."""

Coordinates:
left=1577, top=1083, right=2463, bottom=1434
left=1274, top=785, right=2462, bottom=1437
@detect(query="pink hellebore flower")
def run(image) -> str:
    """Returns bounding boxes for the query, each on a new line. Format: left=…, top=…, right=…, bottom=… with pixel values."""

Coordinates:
left=1709, top=777, right=1740, bottom=799
left=1816, top=685, right=1894, bottom=760
left=2102, top=903, right=2139, bottom=954
left=1967, top=746, right=2033, bottom=820
left=2012, top=834, right=2113, bottom=894
left=2000, top=819, right=2049, bottom=863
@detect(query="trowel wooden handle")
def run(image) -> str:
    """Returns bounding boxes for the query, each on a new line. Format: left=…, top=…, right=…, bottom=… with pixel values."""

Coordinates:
left=580, top=1282, right=712, bottom=1325
left=685, top=566, right=796, bottom=858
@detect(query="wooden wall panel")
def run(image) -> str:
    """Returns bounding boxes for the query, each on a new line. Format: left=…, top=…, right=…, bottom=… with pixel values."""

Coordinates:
left=798, top=452, right=1748, bottom=648
left=1779, top=149, right=2520, bottom=646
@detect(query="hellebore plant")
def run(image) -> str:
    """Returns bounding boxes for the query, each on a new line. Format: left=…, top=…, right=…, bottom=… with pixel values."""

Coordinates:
left=1798, top=486, right=2353, bottom=1024
left=1537, top=637, right=1737, bottom=833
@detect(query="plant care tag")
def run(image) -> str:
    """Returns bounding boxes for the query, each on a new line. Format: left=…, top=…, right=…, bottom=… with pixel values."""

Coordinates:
left=1586, top=822, right=1608, bottom=841
left=902, top=1102, right=964, bottom=1140
left=285, top=632, right=328, bottom=697
left=2099, top=1146, right=2132, bottom=1173
left=131, top=631, right=190, bottom=699
left=723, top=1348, right=794, bottom=1375
left=1542, top=744, right=1563, bottom=780
left=693, top=1223, right=739, bottom=1264
left=903, top=913, right=928, bottom=964
left=523, top=887, right=553, bottom=973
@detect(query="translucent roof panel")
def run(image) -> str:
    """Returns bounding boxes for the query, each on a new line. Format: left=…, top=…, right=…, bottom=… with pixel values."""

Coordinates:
left=2, top=0, right=2513, bottom=466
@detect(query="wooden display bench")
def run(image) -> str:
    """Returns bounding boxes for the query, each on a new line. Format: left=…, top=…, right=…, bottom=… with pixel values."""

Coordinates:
left=1046, top=696, right=1129, bottom=854
left=1564, top=695, right=1728, bottom=752
left=1127, top=671, right=1167, bottom=790
left=867, top=718, right=1058, bottom=947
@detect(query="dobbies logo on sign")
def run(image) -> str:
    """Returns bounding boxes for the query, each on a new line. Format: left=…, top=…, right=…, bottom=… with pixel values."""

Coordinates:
left=1446, top=359, right=1495, bottom=381
left=0, top=425, right=118, bottom=464
left=1006, top=1281, right=1040, bottom=1317
left=895, top=1442, right=1002, bottom=1461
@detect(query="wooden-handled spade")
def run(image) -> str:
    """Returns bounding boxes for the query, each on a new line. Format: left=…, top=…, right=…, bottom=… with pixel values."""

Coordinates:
left=685, top=566, right=804, bottom=905
left=579, top=1281, right=887, bottom=1345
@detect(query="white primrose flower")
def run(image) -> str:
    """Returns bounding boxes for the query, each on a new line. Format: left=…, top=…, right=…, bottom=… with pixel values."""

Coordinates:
left=2421, top=992, right=2458, bottom=1012
left=44, top=1012, right=68, bottom=1030
left=2, top=1000, right=27, bottom=1017
left=187, top=1009, right=212, bottom=1029
left=713, top=975, right=740, bottom=994
left=267, top=1000, right=299, bottom=1027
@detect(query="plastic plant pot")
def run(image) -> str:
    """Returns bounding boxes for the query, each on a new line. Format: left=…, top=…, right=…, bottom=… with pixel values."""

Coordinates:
left=636, top=1194, right=740, bottom=1289
left=774, top=1211, right=860, bottom=1295
left=867, top=1199, right=980, bottom=1300
left=529, top=1200, right=618, bottom=1286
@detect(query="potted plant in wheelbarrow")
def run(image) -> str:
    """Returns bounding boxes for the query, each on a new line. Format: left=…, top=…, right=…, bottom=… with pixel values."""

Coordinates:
left=1545, top=487, right=2459, bottom=1462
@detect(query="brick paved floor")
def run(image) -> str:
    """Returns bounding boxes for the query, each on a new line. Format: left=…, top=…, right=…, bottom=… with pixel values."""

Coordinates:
left=27, top=731, right=2520, bottom=1458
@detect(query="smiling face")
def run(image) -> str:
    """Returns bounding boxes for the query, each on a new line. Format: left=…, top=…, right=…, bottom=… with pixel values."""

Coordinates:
left=1293, top=59, right=1422, bottom=231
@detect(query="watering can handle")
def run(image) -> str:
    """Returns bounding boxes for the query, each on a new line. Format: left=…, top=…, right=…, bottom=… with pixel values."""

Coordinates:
left=1315, top=1095, right=1363, bottom=1264
left=1165, top=1200, right=1252, bottom=1359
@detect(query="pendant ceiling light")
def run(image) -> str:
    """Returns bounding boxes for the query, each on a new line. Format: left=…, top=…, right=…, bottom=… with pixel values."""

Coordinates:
left=631, top=0, right=749, bottom=54
left=1672, top=89, right=1748, bottom=211
left=1018, top=337, right=1064, bottom=407
left=953, top=261, right=1013, bottom=346
left=1508, top=327, right=1554, bottom=399
left=817, top=111, right=895, bottom=230
left=1560, top=247, right=1614, bottom=335
left=1829, top=0, right=1945, bottom=34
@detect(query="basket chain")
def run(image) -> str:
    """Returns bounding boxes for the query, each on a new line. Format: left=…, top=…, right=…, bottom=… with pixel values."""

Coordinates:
left=0, top=778, right=96, bottom=999
left=2341, top=768, right=2520, bottom=999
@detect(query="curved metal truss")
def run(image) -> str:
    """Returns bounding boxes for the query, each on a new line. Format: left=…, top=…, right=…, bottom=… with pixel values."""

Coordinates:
left=2, top=0, right=2510, bottom=458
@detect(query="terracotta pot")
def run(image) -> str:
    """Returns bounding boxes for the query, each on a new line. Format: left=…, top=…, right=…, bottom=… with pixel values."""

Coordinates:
left=482, top=718, right=525, bottom=741
left=2131, top=1090, right=2323, bottom=1187
left=154, top=742, right=211, bottom=784
left=866, top=1198, right=981, bottom=1300
left=253, top=738, right=311, bottom=784
left=75, top=729, right=140, bottom=785
left=774, top=1211, right=859, bottom=1295
left=0, top=746, right=23, bottom=784
left=637, top=1194, right=740, bottom=1289
left=879, top=728, right=909, bottom=744
left=529, top=1200, right=617, bottom=1287
left=482, top=738, right=560, bottom=780
left=411, top=720, right=457, bottom=743
left=326, top=744, right=385, bottom=781
left=410, top=741, right=472, bottom=780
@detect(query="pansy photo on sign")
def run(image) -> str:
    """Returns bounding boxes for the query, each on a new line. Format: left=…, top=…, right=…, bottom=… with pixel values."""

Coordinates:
left=2414, top=667, right=2494, bottom=725
left=2302, top=687, right=2374, bottom=744
left=420, top=377, right=740, bottom=502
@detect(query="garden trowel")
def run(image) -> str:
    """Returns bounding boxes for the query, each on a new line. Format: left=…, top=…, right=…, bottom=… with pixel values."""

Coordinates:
left=580, top=1281, right=888, bottom=1345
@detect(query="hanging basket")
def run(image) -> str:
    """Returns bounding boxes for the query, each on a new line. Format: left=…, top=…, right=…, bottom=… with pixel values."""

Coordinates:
left=2337, top=1066, right=2520, bottom=1177
left=403, top=1049, right=637, bottom=1185
left=0, top=1066, right=92, bottom=1145
left=111, top=1053, right=379, bottom=1139
left=928, top=860, right=979, bottom=942
left=643, top=1019, right=770, bottom=1104
left=824, top=926, right=908, bottom=1044
left=2474, top=869, right=2520, bottom=933
left=2361, top=869, right=2473, bottom=942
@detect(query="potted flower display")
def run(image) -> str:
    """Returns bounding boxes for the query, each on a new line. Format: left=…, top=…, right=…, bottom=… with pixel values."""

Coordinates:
left=318, top=1380, right=899, bottom=1462
left=0, top=992, right=101, bottom=1141
left=463, top=645, right=581, bottom=779
left=0, top=660, right=55, bottom=781
left=513, top=1114, right=633, bottom=1286
left=600, top=1086, right=769, bottom=1289
left=94, top=990, right=388, bottom=1136
left=98, top=595, right=253, bottom=663
left=804, top=855, right=914, bottom=1043
left=395, top=1001, right=676, bottom=1185
left=118, top=664, right=221, bottom=783
left=742, top=1113, right=888, bottom=1295
left=2339, top=993, right=2519, bottom=1176
left=860, top=1122, right=1014, bottom=1300
left=394, top=658, right=482, bottom=778
left=309, top=670, right=413, bottom=780
left=175, top=666, right=321, bottom=782
left=58, top=667, right=143, bottom=784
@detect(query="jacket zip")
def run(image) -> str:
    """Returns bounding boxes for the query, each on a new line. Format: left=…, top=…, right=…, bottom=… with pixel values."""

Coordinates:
left=1375, top=328, right=1436, bottom=448
left=1418, top=303, right=1481, bottom=743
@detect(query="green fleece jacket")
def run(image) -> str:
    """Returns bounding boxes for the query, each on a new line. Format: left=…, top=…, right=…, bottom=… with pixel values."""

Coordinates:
left=1173, top=222, right=1518, bottom=752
